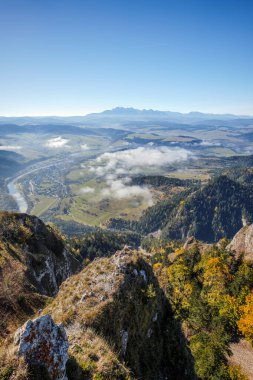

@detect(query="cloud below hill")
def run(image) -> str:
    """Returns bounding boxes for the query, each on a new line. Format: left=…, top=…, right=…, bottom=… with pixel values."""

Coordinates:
left=89, top=146, right=192, bottom=203
left=45, top=136, right=69, bottom=148
left=101, top=177, right=154, bottom=205
left=81, top=143, right=89, bottom=150
left=92, top=146, right=191, bottom=176
left=78, top=186, right=95, bottom=194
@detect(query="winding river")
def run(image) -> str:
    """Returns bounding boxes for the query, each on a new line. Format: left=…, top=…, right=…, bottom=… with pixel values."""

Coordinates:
left=7, top=178, right=28, bottom=213
left=6, top=159, right=66, bottom=214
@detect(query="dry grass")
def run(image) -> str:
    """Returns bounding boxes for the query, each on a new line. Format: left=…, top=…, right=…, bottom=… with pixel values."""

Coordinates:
left=0, top=342, right=29, bottom=380
left=66, top=324, right=131, bottom=379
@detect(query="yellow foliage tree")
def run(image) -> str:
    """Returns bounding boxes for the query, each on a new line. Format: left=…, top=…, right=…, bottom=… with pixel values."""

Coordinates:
left=219, top=294, right=240, bottom=329
left=237, top=292, right=253, bottom=345
left=229, top=364, right=249, bottom=380
left=153, top=262, right=162, bottom=272
left=174, top=247, right=185, bottom=256
left=167, top=262, right=193, bottom=312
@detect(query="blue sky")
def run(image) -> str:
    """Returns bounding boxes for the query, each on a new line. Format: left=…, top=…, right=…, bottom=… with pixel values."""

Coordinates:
left=0, top=0, right=252, bottom=116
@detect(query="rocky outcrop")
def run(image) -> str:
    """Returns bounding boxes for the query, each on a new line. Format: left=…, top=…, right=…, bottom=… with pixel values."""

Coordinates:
left=183, top=236, right=212, bottom=253
left=227, top=224, right=253, bottom=263
left=0, top=247, right=197, bottom=380
left=15, top=314, right=69, bottom=380
left=44, top=247, right=196, bottom=380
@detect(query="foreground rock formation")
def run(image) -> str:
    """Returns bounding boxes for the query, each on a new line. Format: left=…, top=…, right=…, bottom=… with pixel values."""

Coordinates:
left=0, top=247, right=197, bottom=379
left=15, top=314, right=69, bottom=380
left=227, top=223, right=253, bottom=263
left=44, top=247, right=196, bottom=379
left=0, top=212, right=197, bottom=379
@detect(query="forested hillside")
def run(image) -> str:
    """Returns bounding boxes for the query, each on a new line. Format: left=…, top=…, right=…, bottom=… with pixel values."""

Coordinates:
left=162, top=176, right=253, bottom=242
left=149, top=238, right=253, bottom=379
left=107, top=175, right=253, bottom=243
left=131, top=175, right=199, bottom=188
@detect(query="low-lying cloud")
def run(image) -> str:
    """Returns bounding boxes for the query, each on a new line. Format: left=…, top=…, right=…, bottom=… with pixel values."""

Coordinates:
left=92, top=146, right=191, bottom=176
left=45, top=136, right=69, bottom=148
left=0, top=145, right=22, bottom=151
left=199, top=140, right=221, bottom=147
left=101, top=177, right=153, bottom=205
left=89, top=146, right=192, bottom=203
left=78, top=186, right=95, bottom=194
left=81, top=143, right=89, bottom=150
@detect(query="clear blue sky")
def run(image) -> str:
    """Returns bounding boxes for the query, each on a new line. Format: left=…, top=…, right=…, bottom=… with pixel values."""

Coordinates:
left=0, top=0, right=252, bottom=116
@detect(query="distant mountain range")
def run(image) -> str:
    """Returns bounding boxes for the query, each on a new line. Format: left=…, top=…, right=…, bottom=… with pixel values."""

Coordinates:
left=86, top=107, right=252, bottom=122
left=0, top=107, right=252, bottom=125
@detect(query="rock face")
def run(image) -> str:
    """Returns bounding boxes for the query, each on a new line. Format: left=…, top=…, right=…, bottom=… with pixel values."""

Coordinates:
left=227, top=224, right=253, bottom=262
left=0, top=212, right=80, bottom=296
left=15, top=314, right=69, bottom=380
left=0, top=212, right=80, bottom=336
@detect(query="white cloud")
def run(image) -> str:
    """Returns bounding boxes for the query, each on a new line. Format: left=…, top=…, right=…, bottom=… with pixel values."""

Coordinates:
left=0, top=145, right=22, bottom=151
left=89, top=146, right=192, bottom=204
left=78, top=186, right=95, bottom=194
left=199, top=140, right=221, bottom=147
left=101, top=178, right=153, bottom=206
left=81, top=143, right=89, bottom=150
left=45, top=136, right=69, bottom=148
left=93, top=146, right=192, bottom=176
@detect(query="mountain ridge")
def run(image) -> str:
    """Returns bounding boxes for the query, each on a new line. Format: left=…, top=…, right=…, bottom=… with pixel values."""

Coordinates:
left=0, top=107, right=252, bottom=125
left=106, top=175, right=253, bottom=243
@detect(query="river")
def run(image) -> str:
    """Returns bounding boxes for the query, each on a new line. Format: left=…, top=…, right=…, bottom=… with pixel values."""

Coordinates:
left=7, top=179, right=28, bottom=213
left=6, top=159, right=66, bottom=213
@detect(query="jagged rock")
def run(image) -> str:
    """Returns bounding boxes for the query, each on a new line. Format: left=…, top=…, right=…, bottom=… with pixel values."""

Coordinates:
left=227, top=224, right=253, bottom=262
left=15, top=314, right=69, bottom=380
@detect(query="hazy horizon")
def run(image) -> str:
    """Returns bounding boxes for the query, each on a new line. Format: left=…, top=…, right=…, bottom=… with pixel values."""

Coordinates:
left=1, top=106, right=253, bottom=118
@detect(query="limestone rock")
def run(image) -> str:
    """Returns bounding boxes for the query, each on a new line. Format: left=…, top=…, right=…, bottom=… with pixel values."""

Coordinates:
left=183, top=236, right=212, bottom=253
left=15, top=314, right=69, bottom=380
left=227, top=224, right=253, bottom=263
